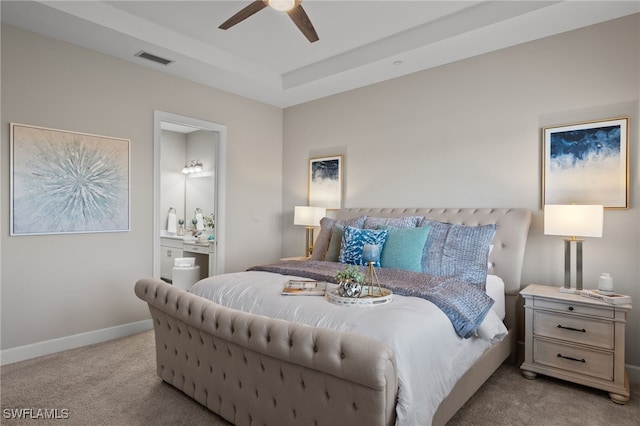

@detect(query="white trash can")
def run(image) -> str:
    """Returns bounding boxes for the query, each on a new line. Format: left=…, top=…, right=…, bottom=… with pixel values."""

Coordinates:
left=172, top=265, right=201, bottom=290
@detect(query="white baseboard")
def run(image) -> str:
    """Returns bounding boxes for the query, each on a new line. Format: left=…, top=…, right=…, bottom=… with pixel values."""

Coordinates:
left=0, top=319, right=153, bottom=366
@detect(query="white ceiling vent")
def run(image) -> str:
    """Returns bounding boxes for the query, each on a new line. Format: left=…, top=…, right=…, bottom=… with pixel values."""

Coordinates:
left=135, top=51, right=174, bottom=66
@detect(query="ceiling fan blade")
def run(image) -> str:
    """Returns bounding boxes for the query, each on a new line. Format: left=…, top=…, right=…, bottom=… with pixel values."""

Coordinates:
left=219, top=1, right=267, bottom=30
left=287, top=4, right=319, bottom=43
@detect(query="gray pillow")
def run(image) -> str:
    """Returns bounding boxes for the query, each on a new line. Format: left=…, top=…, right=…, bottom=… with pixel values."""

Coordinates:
left=364, top=215, right=423, bottom=229
left=420, top=219, right=496, bottom=290
left=325, top=224, right=344, bottom=262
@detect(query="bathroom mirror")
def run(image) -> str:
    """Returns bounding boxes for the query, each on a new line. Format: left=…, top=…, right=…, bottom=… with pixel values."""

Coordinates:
left=153, top=111, right=227, bottom=279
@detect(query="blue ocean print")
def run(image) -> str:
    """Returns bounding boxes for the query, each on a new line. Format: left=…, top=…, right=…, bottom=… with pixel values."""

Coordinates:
left=312, top=159, right=340, bottom=182
left=550, top=125, right=621, bottom=171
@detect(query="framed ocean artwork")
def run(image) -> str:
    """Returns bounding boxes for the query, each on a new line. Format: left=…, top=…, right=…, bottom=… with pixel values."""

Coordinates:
left=309, top=155, right=342, bottom=210
left=542, top=117, right=629, bottom=209
left=10, top=123, right=130, bottom=235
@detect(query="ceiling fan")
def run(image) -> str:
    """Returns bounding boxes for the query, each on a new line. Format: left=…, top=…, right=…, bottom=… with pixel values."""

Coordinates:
left=219, top=0, right=319, bottom=43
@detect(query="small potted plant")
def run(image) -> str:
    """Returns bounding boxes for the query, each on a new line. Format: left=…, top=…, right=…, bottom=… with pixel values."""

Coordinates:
left=335, top=265, right=365, bottom=298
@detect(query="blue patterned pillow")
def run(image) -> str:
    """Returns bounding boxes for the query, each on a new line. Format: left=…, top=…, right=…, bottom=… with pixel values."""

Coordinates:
left=311, top=216, right=367, bottom=261
left=339, top=226, right=388, bottom=266
left=420, top=220, right=496, bottom=290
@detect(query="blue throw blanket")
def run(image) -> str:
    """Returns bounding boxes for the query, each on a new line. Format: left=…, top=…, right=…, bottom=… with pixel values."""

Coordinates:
left=248, top=260, right=494, bottom=338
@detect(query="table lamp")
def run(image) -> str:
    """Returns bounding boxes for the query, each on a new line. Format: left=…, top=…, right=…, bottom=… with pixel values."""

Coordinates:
left=544, top=204, right=604, bottom=293
left=294, top=206, right=326, bottom=257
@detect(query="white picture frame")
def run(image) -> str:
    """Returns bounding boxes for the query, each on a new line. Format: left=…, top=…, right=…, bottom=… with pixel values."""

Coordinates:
left=10, top=123, right=131, bottom=235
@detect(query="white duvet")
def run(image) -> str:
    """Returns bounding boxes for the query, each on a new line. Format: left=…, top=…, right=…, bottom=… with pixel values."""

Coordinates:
left=190, top=271, right=508, bottom=426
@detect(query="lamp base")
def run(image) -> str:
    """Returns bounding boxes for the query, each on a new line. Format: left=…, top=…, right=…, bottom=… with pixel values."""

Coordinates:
left=559, top=287, right=581, bottom=294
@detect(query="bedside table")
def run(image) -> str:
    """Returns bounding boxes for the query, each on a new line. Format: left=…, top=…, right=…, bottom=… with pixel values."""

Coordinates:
left=520, top=284, right=632, bottom=404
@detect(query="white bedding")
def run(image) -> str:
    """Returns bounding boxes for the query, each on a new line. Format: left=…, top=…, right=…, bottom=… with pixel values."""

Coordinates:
left=486, top=274, right=505, bottom=320
left=190, top=271, right=507, bottom=426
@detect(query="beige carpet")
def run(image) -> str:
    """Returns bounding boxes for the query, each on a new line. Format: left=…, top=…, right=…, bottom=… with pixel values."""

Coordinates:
left=1, top=331, right=638, bottom=425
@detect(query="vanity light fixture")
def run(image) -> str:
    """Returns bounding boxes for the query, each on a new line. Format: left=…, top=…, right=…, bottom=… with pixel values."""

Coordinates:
left=181, top=160, right=204, bottom=175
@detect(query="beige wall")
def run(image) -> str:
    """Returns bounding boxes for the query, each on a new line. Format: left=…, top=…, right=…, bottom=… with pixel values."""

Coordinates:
left=2, top=14, right=639, bottom=376
left=283, top=15, right=640, bottom=370
left=1, top=25, right=284, bottom=350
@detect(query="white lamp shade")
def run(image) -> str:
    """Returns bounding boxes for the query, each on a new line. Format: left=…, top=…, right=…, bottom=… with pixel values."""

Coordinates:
left=544, top=204, right=604, bottom=238
left=294, top=206, right=326, bottom=227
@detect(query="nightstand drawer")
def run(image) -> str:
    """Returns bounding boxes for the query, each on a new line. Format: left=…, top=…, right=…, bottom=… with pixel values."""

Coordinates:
left=533, top=339, right=613, bottom=381
left=533, top=298, right=614, bottom=319
left=534, top=311, right=613, bottom=349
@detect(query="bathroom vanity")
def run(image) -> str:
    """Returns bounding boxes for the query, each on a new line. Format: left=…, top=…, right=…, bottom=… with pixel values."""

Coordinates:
left=160, top=232, right=216, bottom=282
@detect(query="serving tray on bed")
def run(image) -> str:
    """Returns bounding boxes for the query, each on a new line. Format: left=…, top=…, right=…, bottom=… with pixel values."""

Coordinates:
left=326, top=286, right=392, bottom=306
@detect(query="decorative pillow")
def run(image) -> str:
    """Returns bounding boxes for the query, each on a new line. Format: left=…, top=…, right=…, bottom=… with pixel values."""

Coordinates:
left=378, top=225, right=431, bottom=272
left=364, top=215, right=423, bottom=229
left=420, top=219, right=497, bottom=290
left=339, top=226, right=388, bottom=266
left=325, top=224, right=344, bottom=262
left=311, top=216, right=366, bottom=260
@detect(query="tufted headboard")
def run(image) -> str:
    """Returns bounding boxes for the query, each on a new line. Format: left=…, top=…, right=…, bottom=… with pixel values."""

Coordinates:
left=335, top=208, right=532, bottom=297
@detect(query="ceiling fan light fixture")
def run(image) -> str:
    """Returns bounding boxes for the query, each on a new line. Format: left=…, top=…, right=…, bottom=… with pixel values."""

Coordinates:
left=220, top=0, right=317, bottom=43
left=268, top=0, right=296, bottom=12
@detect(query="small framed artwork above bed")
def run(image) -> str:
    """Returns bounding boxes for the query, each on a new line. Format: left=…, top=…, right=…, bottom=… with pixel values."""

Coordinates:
left=136, top=207, right=532, bottom=426
left=308, top=155, right=342, bottom=209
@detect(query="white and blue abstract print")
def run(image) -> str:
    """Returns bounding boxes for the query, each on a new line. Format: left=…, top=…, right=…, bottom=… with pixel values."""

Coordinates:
left=545, top=118, right=627, bottom=207
left=11, top=124, right=130, bottom=235
left=550, top=125, right=620, bottom=171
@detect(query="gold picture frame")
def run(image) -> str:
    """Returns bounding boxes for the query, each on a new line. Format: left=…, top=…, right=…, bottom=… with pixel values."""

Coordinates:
left=542, top=117, right=629, bottom=209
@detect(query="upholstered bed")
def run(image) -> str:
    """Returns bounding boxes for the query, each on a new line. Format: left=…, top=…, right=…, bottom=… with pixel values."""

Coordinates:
left=135, top=208, right=531, bottom=425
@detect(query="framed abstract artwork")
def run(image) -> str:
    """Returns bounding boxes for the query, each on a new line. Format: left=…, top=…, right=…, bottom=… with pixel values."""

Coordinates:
left=309, top=155, right=342, bottom=209
left=542, top=117, right=629, bottom=209
left=10, top=123, right=131, bottom=235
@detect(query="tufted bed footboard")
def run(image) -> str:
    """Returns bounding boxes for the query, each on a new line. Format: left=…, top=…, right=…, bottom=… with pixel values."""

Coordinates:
left=135, top=278, right=398, bottom=426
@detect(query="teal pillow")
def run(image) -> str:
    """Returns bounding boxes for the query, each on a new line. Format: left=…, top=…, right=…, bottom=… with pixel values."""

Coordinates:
left=379, top=225, right=431, bottom=272
left=325, top=224, right=344, bottom=262
left=339, top=226, right=388, bottom=266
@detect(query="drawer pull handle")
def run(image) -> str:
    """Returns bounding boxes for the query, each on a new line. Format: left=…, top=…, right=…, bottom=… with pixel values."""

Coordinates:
left=568, top=306, right=574, bottom=311
left=557, top=324, right=585, bottom=333
left=557, top=353, right=585, bottom=363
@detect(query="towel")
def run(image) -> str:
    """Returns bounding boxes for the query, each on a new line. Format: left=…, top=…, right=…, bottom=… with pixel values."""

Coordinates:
left=195, top=212, right=205, bottom=231
left=167, top=212, right=177, bottom=234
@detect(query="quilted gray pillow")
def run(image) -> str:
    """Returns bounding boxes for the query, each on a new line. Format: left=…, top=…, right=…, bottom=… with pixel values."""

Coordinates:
left=420, top=219, right=496, bottom=290
left=363, top=215, right=423, bottom=229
